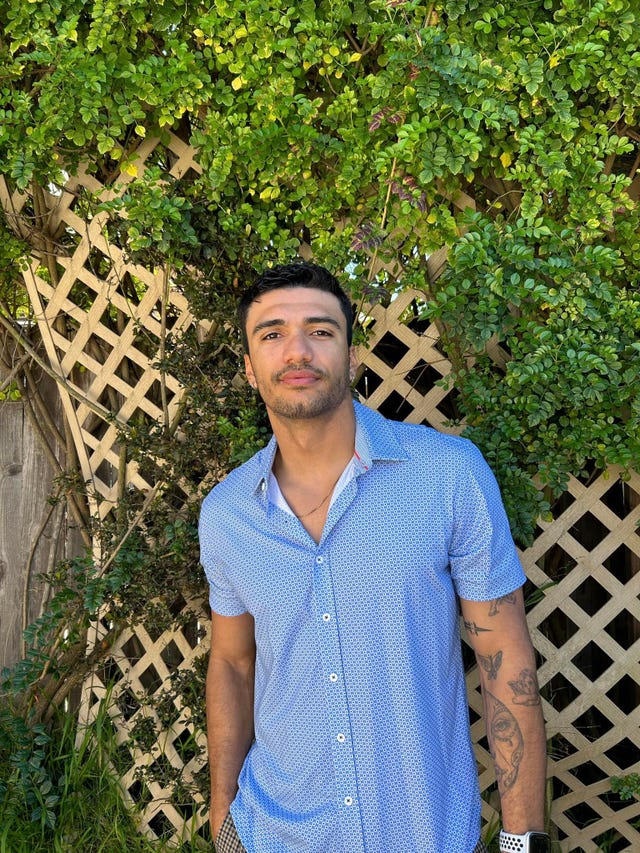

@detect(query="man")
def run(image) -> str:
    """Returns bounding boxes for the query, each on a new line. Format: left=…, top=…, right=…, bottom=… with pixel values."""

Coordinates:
left=199, top=262, right=548, bottom=853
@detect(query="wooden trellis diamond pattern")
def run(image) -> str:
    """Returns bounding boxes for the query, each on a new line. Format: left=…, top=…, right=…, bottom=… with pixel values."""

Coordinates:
left=80, top=594, right=211, bottom=846
left=78, top=293, right=640, bottom=852
left=525, top=470, right=640, bottom=852
left=354, top=289, right=462, bottom=431
left=2, top=132, right=638, bottom=850
left=0, top=132, right=205, bottom=517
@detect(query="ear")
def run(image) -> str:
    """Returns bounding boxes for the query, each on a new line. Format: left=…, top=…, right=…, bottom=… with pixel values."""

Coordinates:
left=244, top=353, right=257, bottom=389
left=348, top=346, right=358, bottom=382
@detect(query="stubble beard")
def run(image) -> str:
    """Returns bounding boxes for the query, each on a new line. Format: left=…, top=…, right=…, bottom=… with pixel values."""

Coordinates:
left=259, top=364, right=352, bottom=421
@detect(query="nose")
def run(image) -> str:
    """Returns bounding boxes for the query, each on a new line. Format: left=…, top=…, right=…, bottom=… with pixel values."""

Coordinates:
left=283, top=330, right=312, bottom=363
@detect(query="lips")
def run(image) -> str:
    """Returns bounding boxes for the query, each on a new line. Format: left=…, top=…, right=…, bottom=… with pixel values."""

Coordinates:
left=277, top=368, right=323, bottom=385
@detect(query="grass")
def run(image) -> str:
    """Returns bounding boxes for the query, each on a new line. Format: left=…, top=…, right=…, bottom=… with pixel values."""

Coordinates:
left=0, top=699, right=209, bottom=853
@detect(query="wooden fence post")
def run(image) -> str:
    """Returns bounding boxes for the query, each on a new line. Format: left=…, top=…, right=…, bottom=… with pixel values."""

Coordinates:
left=0, top=378, right=84, bottom=672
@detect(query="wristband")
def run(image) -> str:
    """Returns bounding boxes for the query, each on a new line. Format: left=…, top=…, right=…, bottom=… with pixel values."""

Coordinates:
left=499, top=829, right=550, bottom=853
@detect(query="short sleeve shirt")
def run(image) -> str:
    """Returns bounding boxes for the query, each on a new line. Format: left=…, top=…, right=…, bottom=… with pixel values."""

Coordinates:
left=199, top=401, right=526, bottom=853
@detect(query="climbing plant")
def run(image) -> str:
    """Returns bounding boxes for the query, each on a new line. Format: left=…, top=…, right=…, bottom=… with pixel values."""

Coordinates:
left=2, top=0, right=638, bottom=539
left=0, top=1, right=639, bottom=839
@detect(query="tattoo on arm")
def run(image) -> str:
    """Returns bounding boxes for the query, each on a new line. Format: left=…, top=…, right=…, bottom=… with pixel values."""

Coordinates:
left=485, top=691, right=524, bottom=797
left=464, top=619, right=493, bottom=637
left=508, top=669, right=541, bottom=706
left=478, top=650, right=503, bottom=680
left=488, top=592, right=517, bottom=617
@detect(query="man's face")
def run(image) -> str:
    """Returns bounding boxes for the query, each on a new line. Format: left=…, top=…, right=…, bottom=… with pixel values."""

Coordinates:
left=243, top=287, right=356, bottom=421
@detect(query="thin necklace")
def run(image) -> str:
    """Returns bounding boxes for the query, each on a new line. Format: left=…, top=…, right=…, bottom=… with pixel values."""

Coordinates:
left=293, top=472, right=343, bottom=520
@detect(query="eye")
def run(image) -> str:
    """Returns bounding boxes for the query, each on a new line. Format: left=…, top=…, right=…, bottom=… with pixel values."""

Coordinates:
left=262, top=331, right=281, bottom=340
left=311, top=328, right=333, bottom=337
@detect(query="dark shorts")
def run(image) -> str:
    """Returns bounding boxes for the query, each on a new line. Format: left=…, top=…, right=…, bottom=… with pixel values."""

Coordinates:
left=215, top=812, right=247, bottom=853
left=214, top=811, right=489, bottom=853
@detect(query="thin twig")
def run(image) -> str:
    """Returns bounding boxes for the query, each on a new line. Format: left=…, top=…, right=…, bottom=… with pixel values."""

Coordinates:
left=117, top=443, right=127, bottom=507
left=0, top=308, right=123, bottom=425
left=425, top=3, right=436, bottom=28
left=95, top=480, right=162, bottom=580
left=367, top=157, right=397, bottom=282
left=0, top=352, right=30, bottom=393
left=159, top=264, right=171, bottom=435
left=21, top=500, right=60, bottom=657
left=23, top=363, right=68, bottom=451
left=21, top=373, right=92, bottom=546
left=23, top=360, right=91, bottom=530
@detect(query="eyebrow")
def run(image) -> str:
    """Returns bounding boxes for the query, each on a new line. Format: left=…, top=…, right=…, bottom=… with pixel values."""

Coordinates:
left=251, top=316, right=342, bottom=336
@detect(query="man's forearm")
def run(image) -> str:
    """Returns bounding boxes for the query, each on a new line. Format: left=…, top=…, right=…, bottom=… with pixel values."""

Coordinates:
left=206, top=655, right=255, bottom=838
left=480, top=654, right=547, bottom=832
left=463, top=591, right=547, bottom=834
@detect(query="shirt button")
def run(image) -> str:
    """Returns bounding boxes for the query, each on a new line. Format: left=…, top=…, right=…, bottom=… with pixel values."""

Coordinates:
left=337, top=733, right=346, bottom=743
left=316, top=556, right=324, bottom=564
left=322, top=613, right=331, bottom=622
left=329, top=673, right=338, bottom=682
left=344, top=796, right=353, bottom=806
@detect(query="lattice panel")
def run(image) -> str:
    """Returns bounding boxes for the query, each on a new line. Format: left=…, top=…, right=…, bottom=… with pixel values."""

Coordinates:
left=354, top=289, right=463, bottom=432
left=0, top=133, right=204, bottom=518
left=3, top=133, right=638, bottom=849
left=80, top=594, right=212, bottom=847
left=527, top=470, right=640, bottom=852
left=76, top=293, right=640, bottom=851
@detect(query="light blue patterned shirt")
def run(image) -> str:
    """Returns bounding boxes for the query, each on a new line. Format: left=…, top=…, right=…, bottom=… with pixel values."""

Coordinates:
left=199, top=401, right=525, bottom=853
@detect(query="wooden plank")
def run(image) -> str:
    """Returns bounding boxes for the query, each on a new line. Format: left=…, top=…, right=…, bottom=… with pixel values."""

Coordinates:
left=0, top=368, right=85, bottom=670
left=0, top=402, right=28, bottom=668
left=0, top=401, right=56, bottom=669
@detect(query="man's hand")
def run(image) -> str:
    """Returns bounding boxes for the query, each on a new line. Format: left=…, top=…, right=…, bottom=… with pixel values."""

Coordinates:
left=210, top=808, right=229, bottom=843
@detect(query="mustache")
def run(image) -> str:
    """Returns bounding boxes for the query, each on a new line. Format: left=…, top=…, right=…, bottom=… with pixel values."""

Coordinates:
left=274, top=365, right=326, bottom=380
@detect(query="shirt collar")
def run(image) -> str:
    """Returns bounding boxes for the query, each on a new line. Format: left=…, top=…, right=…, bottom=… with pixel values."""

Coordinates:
left=253, top=399, right=408, bottom=496
left=351, top=399, right=408, bottom=467
left=254, top=434, right=278, bottom=497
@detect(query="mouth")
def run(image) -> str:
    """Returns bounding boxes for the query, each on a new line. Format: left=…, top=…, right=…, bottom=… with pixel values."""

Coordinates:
left=277, top=368, right=323, bottom=386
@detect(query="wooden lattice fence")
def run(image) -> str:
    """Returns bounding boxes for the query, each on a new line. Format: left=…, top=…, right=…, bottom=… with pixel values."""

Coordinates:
left=1, top=133, right=639, bottom=851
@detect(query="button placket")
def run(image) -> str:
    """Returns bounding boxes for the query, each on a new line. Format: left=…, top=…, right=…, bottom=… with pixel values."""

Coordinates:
left=311, top=549, right=364, bottom=852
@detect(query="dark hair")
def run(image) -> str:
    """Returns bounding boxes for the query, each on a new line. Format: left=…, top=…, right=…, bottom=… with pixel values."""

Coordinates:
left=237, top=262, right=354, bottom=351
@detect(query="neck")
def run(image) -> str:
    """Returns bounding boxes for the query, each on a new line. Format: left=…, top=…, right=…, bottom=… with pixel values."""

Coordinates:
left=270, top=398, right=356, bottom=483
